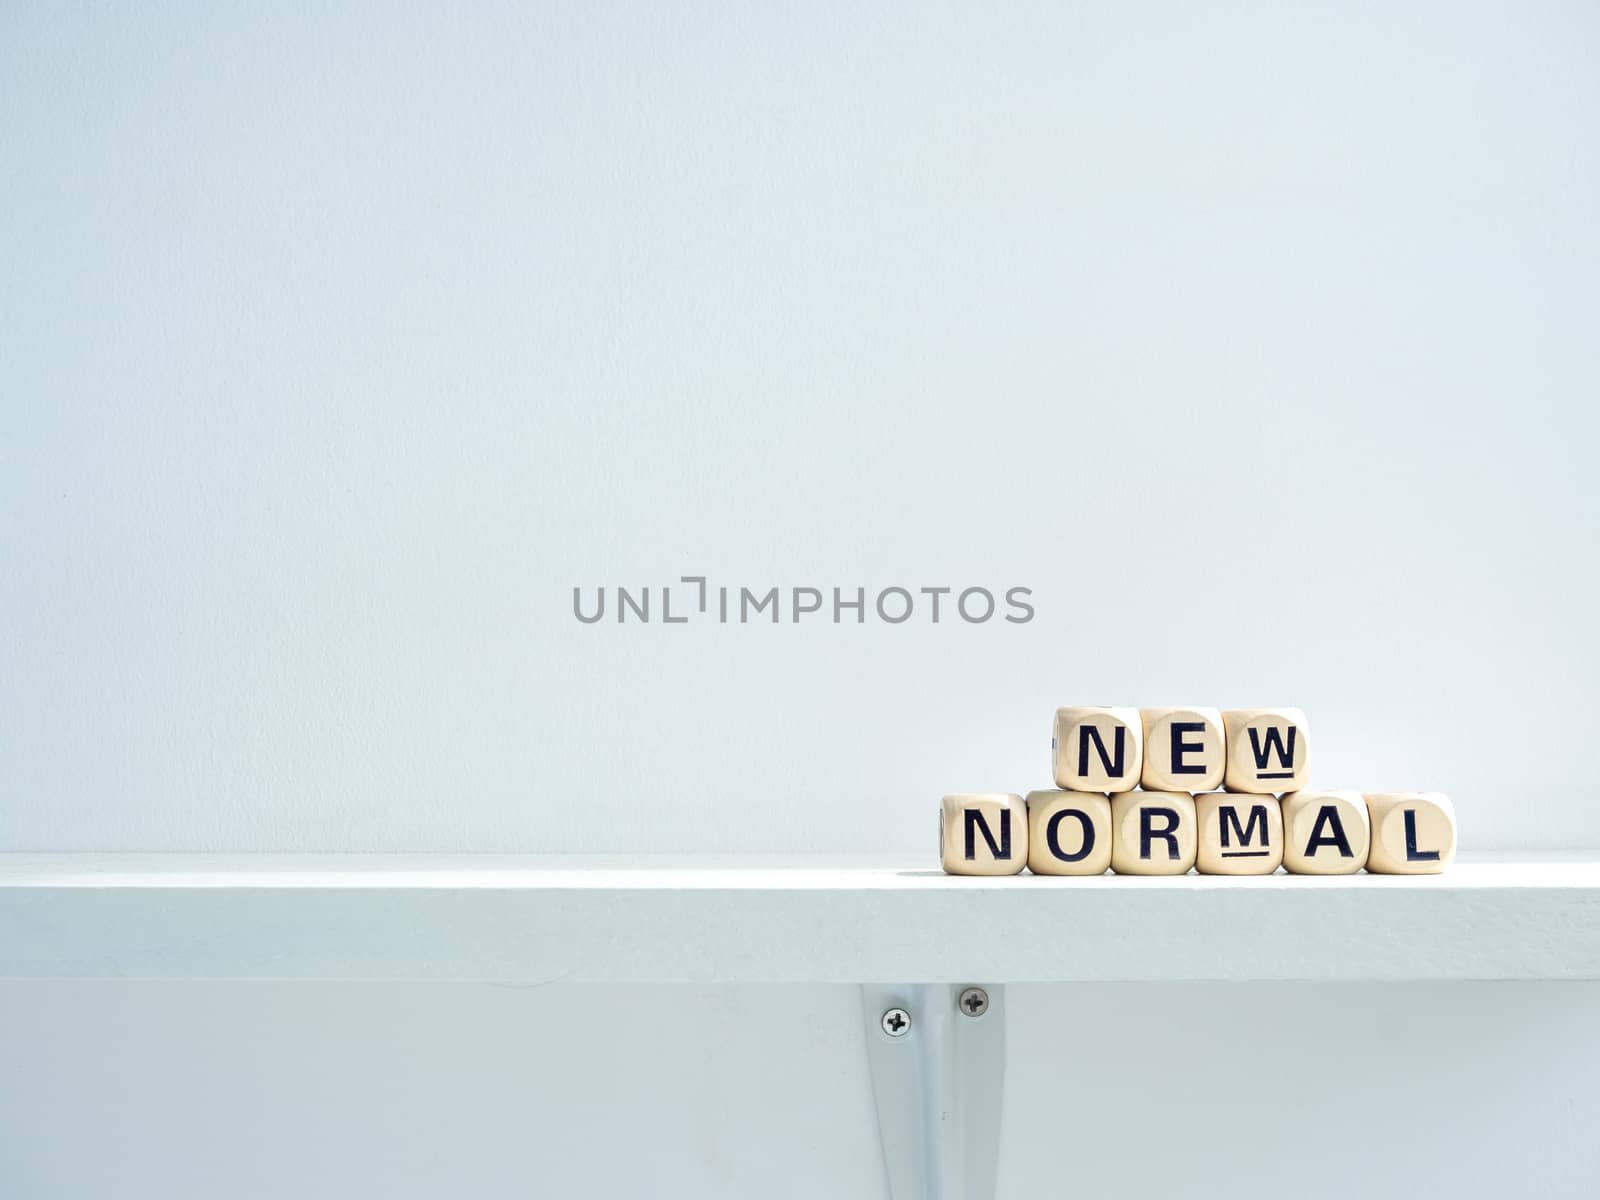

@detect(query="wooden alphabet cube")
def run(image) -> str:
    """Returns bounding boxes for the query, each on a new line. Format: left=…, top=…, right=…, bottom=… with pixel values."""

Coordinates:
left=1195, top=791, right=1283, bottom=874
left=1025, top=790, right=1112, bottom=876
left=1109, top=790, right=1196, bottom=875
left=1052, top=706, right=1142, bottom=792
left=1364, top=792, right=1456, bottom=875
left=1222, top=707, right=1309, bottom=793
left=1140, top=707, right=1225, bottom=792
left=940, top=793, right=1028, bottom=875
left=1281, top=789, right=1370, bottom=875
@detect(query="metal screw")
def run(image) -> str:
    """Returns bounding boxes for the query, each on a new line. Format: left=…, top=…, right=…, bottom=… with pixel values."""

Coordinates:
left=880, top=1007, right=911, bottom=1037
left=958, top=987, right=990, bottom=1017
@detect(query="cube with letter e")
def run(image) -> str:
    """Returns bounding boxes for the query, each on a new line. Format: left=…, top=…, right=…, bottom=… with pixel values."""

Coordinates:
left=1140, top=707, right=1225, bottom=792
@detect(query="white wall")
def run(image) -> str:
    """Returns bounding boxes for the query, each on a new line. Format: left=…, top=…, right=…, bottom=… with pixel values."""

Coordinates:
left=4, top=1, right=1598, bottom=855
left=4, top=5, right=1599, bottom=1198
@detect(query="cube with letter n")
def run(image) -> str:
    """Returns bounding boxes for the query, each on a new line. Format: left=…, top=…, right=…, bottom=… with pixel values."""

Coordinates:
left=1053, top=707, right=1143, bottom=792
left=941, top=793, right=1028, bottom=875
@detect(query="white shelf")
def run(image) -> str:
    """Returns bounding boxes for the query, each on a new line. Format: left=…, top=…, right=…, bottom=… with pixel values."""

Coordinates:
left=2, top=852, right=1597, bottom=983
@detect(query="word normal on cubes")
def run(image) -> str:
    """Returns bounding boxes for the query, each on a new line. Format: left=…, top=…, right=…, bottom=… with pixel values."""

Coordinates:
left=939, top=705, right=1455, bottom=877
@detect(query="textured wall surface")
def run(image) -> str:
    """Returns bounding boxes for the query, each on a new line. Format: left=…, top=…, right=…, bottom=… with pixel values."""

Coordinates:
left=4, top=2, right=1598, bottom=854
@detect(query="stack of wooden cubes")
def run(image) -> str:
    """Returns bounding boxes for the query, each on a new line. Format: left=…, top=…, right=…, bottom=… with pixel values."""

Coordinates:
left=940, top=706, right=1456, bottom=877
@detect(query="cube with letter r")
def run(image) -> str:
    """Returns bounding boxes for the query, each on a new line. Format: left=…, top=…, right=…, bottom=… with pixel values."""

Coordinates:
left=1109, top=791, right=1197, bottom=875
left=1222, top=708, right=1309, bottom=793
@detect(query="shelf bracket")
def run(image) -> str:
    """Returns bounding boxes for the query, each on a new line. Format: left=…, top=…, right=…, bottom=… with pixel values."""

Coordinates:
left=860, top=983, right=1006, bottom=1200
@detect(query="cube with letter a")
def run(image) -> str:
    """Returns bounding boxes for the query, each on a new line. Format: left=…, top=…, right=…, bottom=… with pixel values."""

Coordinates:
left=940, top=793, right=1028, bottom=875
left=1281, top=789, right=1371, bottom=875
